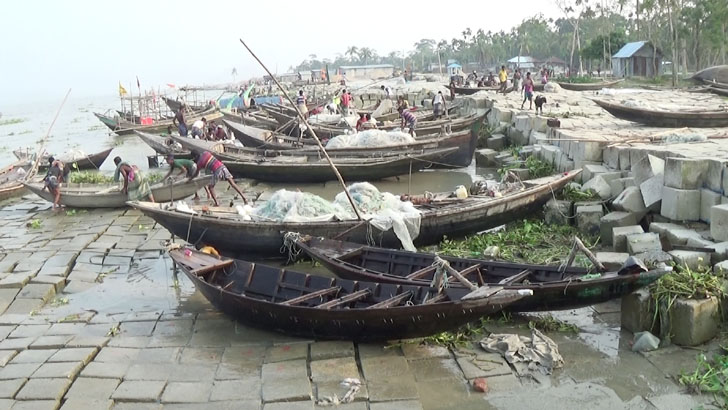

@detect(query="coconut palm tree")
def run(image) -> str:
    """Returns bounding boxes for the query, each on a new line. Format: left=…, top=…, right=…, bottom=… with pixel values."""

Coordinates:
left=345, top=46, right=359, bottom=63
left=358, top=47, right=375, bottom=65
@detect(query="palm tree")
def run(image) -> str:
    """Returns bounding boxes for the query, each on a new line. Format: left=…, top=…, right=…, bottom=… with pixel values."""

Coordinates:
left=358, top=47, right=374, bottom=65
left=345, top=46, right=359, bottom=63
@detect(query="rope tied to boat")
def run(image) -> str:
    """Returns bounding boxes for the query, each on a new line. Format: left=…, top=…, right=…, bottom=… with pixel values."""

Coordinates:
left=431, top=256, right=450, bottom=293
left=316, top=378, right=361, bottom=406
left=281, top=232, right=303, bottom=263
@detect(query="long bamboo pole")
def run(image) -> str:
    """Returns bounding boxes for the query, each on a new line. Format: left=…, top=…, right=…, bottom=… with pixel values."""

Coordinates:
left=239, top=39, right=362, bottom=220
left=26, top=88, right=72, bottom=181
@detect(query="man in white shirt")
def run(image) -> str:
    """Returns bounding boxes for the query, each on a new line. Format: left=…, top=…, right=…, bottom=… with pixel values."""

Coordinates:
left=381, top=85, right=392, bottom=99
left=432, top=91, right=447, bottom=119
left=191, top=117, right=207, bottom=139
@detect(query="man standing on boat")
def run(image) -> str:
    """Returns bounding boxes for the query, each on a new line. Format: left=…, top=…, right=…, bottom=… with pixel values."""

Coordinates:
left=381, top=85, right=393, bottom=99
left=191, top=117, right=207, bottom=139
left=399, top=106, right=417, bottom=137
left=43, top=156, right=69, bottom=210
left=296, top=90, right=308, bottom=118
left=190, top=150, right=248, bottom=207
left=172, top=107, right=188, bottom=137
left=431, top=91, right=447, bottom=120
left=113, top=157, right=155, bottom=202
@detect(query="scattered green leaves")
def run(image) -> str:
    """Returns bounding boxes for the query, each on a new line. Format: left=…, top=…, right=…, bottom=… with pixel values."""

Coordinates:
left=561, top=184, right=600, bottom=202
left=51, top=297, right=69, bottom=307
left=69, top=171, right=115, bottom=184
left=423, top=317, right=491, bottom=347
left=528, top=314, right=578, bottom=333
left=499, top=156, right=554, bottom=180
left=27, top=219, right=42, bottom=229
left=107, top=324, right=120, bottom=337
left=679, top=352, right=728, bottom=408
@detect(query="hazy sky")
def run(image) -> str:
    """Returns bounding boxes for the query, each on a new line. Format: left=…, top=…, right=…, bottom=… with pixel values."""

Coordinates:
left=1, top=0, right=562, bottom=104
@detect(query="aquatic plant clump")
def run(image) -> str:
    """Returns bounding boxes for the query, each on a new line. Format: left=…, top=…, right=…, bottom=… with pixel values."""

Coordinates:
left=69, top=172, right=115, bottom=184
left=0, top=118, right=26, bottom=126
left=680, top=352, right=728, bottom=408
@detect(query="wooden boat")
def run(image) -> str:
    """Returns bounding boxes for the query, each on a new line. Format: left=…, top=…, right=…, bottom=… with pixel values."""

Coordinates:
left=700, top=80, right=728, bottom=90
left=93, top=106, right=223, bottom=135
left=13, top=148, right=113, bottom=170
left=709, top=87, right=728, bottom=98
left=134, top=131, right=192, bottom=159
left=221, top=117, right=481, bottom=167
left=293, top=236, right=669, bottom=312
left=693, top=65, right=728, bottom=85
left=130, top=169, right=580, bottom=255
left=161, top=96, right=209, bottom=112
left=23, top=176, right=209, bottom=208
left=453, top=85, right=499, bottom=95
left=169, top=248, right=525, bottom=341
left=557, top=79, right=624, bottom=91
left=0, top=161, right=31, bottom=202
left=593, top=98, right=728, bottom=128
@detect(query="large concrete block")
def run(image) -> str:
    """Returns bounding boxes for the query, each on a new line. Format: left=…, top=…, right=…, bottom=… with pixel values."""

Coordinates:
left=576, top=205, right=604, bottom=236
left=582, top=164, right=609, bottom=184
left=541, top=145, right=559, bottom=166
left=600, top=212, right=639, bottom=246
left=648, top=222, right=683, bottom=236
left=612, top=187, right=647, bottom=214
left=671, top=297, right=719, bottom=346
left=544, top=199, right=572, bottom=226
left=613, top=225, right=645, bottom=252
left=714, top=260, right=728, bottom=274
left=712, top=204, right=728, bottom=242
left=669, top=250, right=711, bottom=271
left=632, top=154, right=665, bottom=185
left=700, top=189, right=722, bottom=223
left=706, top=159, right=727, bottom=192
left=664, top=226, right=703, bottom=246
left=626, top=232, right=662, bottom=254
left=608, top=177, right=636, bottom=198
left=711, top=242, right=728, bottom=264
left=640, top=175, right=664, bottom=210
left=596, top=252, right=630, bottom=271
left=660, top=187, right=701, bottom=221
left=486, top=134, right=506, bottom=151
left=664, top=157, right=708, bottom=190
left=475, top=149, right=497, bottom=167
left=618, top=148, right=631, bottom=171
left=572, top=141, right=604, bottom=162
left=603, top=147, right=620, bottom=169
left=621, top=288, right=653, bottom=333
left=582, top=175, right=611, bottom=200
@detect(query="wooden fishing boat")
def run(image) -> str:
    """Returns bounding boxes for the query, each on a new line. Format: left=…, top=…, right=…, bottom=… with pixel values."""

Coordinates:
left=220, top=117, right=481, bottom=167
left=134, top=131, right=192, bottom=159
left=130, top=169, right=580, bottom=255
left=556, top=79, right=624, bottom=91
left=453, top=85, right=500, bottom=95
left=93, top=106, right=223, bottom=136
left=13, top=148, right=113, bottom=170
left=293, top=236, right=668, bottom=312
left=214, top=147, right=458, bottom=183
left=693, top=65, right=728, bottom=85
left=593, top=98, right=728, bottom=128
left=709, top=87, right=728, bottom=98
left=161, top=96, right=209, bottom=113
left=169, top=248, right=525, bottom=341
left=23, top=176, right=209, bottom=208
left=0, top=161, right=31, bottom=202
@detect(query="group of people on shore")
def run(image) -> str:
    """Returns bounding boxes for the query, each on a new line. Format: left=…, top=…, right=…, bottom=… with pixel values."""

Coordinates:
left=453, top=65, right=550, bottom=111
left=172, top=108, right=228, bottom=141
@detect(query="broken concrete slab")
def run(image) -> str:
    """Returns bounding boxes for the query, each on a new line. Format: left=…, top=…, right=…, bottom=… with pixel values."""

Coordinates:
left=639, top=174, right=664, bottom=210
left=613, top=226, right=645, bottom=253
left=664, top=157, right=708, bottom=190
left=632, top=154, right=664, bottom=185
left=581, top=176, right=611, bottom=200
left=612, top=187, right=646, bottom=214
left=626, top=233, right=662, bottom=254
left=661, top=187, right=701, bottom=221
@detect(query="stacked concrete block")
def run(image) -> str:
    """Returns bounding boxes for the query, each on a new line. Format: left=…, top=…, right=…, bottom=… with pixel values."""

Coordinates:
left=664, top=226, right=703, bottom=246
left=544, top=199, right=573, bottom=226
left=596, top=252, right=630, bottom=271
left=664, top=157, right=708, bottom=190
left=572, top=141, right=604, bottom=164
left=541, top=145, right=559, bottom=166
left=640, top=175, right=665, bottom=211
left=609, top=178, right=635, bottom=198
left=582, top=164, right=609, bottom=183
left=529, top=131, right=548, bottom=146
left=711, top=204, right=728, bottom=242
left=582, top=176, right=611, bottom=200
left=660, top=187, right=701, bottom=221
left=618, top=148, right=631, bottom=171
left=602, top=147, right=620, bottom=170
left=670, top=297, right=720, bottom=346
left=700, top=189, right=722, bottom=223
left=612, top=187, right=647, bottom=214
left=711, top=242, right=728, bottom=264
left=626, top=232, right=662, bottom=254
left=487, top=134, right=507, bottom=151
left=632, top=154, right=665, bottom=185
left=705, top=159, right=727, bottom=192
left=576, top=205, right=604, bottom=236
left=669, top=250, right=711, bottom=271
left=613, top=226, right=645, bottom=252
left=474, top=149, right=498, bottom=167
left=494, top=153, right=514, bottom=167
left=600, top=212, right=639, bottom=246
left=621, top=288, right=653, bottom=333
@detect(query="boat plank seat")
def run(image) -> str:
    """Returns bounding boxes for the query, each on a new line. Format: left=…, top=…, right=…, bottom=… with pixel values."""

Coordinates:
left=497, top=269, right=532, bottom=285
left=367, top=291, right=413, bottom=309
left=423, top=293, right=447, bottom=304
left=186, top=253, right=234, bottom=276
left=445, top=264, right=482, bottom=282
left=280, top=287, right=341, bottom=306
left=316, top=289, right=371, bottom=309
left=406, top=265, right=437, bottom=280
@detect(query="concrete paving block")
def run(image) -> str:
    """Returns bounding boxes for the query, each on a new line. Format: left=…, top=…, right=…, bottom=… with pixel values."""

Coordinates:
left=600, top=212, right=639, bottom=246
left=261, top=376, right=311, bottom=403
left=59, top=398, right=113, bottom=410
left=603, top=147, right=619, bottom=169
left=11, top=400, right=60, bottom=410
left=29, top=276, right=65, bottom=292
left=664, top=157, right=708, bottom=189
left=576, top=205, right=604, bottom=236
left=596, top=252, right=630, bottom=271
left=544, top=199, right=572, bottom=226
left=264, top=343, right=308, bottom=363
left=660, top=187, right=701, bottom=221
left=613, top=226, right=645, bottom=253
left=706, top=159, right=727, bottom=192
left=160, top=381, right=213, bottom=403
left=671, top=297, right=719, bottom=346
left=0, top=378, right=26, bottom=399
left=669, top=250, right=711, bottom=271
left=581, top=176, right=611, bottom=200
left=79, top=362, right=129, bottom=379
left=32, top=361, right=83, bottom=379
left=626, top=233, right=662, bottom=254
left=582, top=164, right=608, bottom=184
left=701, top=189, right=722, bottom=223
left=10, top=349, right=57, bottom=364
left=309, top=341, right=355, bottom=361
left=618, top=148, right=631, bottom=171
left=15, top=377, right=72, bottom=401
left=711, top=204, right=728, bottom=242
left=639, top=175, right=664, bottom=211
left=664, top=227, right=703, bottom=246
left=16, top=284, right=55, bottom=303
left=0, top=350, right=17, bottom=367
left=474, top=149, right=497, bottom=167
left=612, top=187, right=647, bottom=214
left=47, top=348, right=97, bottom=364
left=29, top=336, right=73, bottom=350
left=636, top=249, right=672, bottom=265
left=0, top=272, right=34, bottom=289
left=8, top=324, right=50, bottom=339
left=209, top=379, right=261, bottom=402
left=632, top=154, right=664, bottom=185
left=0, top=363, right=43, bottom=381
left=573, top=141, right=604, bottom=163
left=112, top=380, right=166, bottom=402
left=63, top=377, right=120, bottom=400
left=648, top=222, right=682, bottom=236
left=5, top=298, right=45, bottom=315
left=621, top=289, right=654, bottom=334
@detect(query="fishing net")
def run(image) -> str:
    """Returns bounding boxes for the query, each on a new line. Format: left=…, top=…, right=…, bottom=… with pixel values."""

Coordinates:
left=325, top=130, right=415, bottom=149
left=252, top=190, right=350, bottom=222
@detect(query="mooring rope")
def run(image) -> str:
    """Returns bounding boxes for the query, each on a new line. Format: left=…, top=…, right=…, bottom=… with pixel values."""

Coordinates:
left=431, top=256, right=450, bottom=292
left=281, top=232, right=303, bottom=263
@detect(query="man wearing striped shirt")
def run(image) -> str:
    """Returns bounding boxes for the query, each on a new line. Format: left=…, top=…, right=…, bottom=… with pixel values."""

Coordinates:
left=398, top=107, right=417, bottom=137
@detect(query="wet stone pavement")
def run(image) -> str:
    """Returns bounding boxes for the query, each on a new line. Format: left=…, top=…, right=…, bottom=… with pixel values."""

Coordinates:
left=0, top=192, right=721, bottom=409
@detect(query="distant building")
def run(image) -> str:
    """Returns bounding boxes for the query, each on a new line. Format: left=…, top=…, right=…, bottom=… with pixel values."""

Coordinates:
left=447, top=63, right=463, bottom=78
left=612, top=41, right=663, bottom=78
left=507, top=56, right=536, bottom=69
left=336, top=64, right=394, bottom=80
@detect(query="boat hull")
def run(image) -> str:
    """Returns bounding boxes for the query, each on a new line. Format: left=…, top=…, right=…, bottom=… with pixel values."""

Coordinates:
left=556, top=79, right=624, bottom=91
left=594, top=99, right=728, bottom=128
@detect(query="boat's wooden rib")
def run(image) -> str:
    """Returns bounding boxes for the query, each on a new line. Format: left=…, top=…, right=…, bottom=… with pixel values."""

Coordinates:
left=23, top=176, right=209, bottom=208
left=130, top=170, right=581, bottom=255
left=557, top=79, right=624, bottom=91
left=169, top=248, right=526, bottom=341
left=593, top=98, right=728, bottom=127
left=293, top=236, right=669, bottom=312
